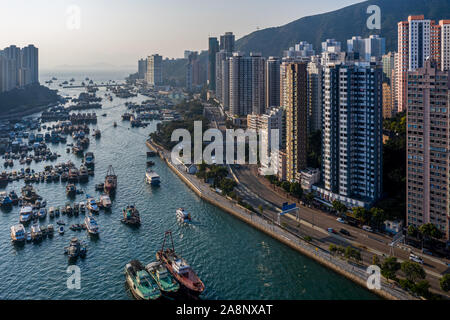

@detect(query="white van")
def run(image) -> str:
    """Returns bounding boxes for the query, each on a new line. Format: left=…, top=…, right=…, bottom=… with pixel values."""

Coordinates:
left=409, top=254, right=424, bottom=264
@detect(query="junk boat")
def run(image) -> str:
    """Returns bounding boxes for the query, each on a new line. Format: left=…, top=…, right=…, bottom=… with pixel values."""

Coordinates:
left=30, top=223, right=42, bottom=242
left=86, top=196, right=99, bottom=214
left=85, top=214, right=99, bottom=235
left=104, top=165, right=117, bottom=194
left=176, top=208, right=192, bottom=223
left=99, top=194, right=111, bottom=209
left=10, top=224, right=26, bottom=242
left=121, top=205, right=141, bottom=226
left=84, top=152, right=95, bottom=167
left=19, top=206, right=33, bottom=223
left=145, top=169, right=160, bottom=186
left=64, top=237, right=87, bottom=260
left=124, top=260, right=161, bottom=301
left=146, top=261, right=180, bottom=297
left=156, top=231, right=204, bottom=296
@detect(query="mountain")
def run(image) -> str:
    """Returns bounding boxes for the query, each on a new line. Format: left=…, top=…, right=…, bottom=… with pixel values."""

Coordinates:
left=235, top=0, right=450, bottom=56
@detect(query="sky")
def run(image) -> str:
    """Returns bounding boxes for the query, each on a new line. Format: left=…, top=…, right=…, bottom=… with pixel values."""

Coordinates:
left=0, top=0, right=364, bottom=70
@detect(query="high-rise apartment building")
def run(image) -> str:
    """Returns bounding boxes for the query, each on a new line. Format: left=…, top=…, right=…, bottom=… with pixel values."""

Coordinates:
left=208, top=37, right=219, bottom=91
left=382, top=82, right=393, bottom=118
left=396, top=15, right=450, bottom=112
left=266, top=56, right=281, bottom=109
left=220, top=32, right=235, bottom=53
left=228, top=52, right=266, bottom=116
left=406, top=59, right=449, bottom=239
left=186, top=51, right=201, bottom=91
left=347, top=35, right=385, bottom=61
left=307, top=57, right=323, bottom=133
left=313, top=62, right=383, bottom=208
left=382, top=52, right=395, bottom=80
left=146, top=54, right=163, bottom=86
left=138, top=58, right=147, bottom=80
left=284, top=62, right=308, bottom=182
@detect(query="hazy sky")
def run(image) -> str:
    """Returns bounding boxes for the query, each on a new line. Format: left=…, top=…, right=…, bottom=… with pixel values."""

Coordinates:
left=0, top=0, right=364, bottom=70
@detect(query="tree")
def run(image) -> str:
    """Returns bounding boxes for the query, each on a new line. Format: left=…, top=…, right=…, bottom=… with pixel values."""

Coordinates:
left=353, top=207, right=367, bottom=222
left=369, top=207, right=385, bottom=229
left=413, top=280, right=430, bottom=297
left=281, top=181, right=291, bottom=193
left=332, top=201, right=347, bottom=215
left=419, top=223, right=443, bottom=240
left=440, top=274, right=450, bottom=292
left=305, top=192, right=314, bottom=204
left=289, top=182, right=303, bottom=199
left=407, top=225, right=418, bottom=238
left=401, top=261, right=426, bottom=283
left=381, top=257, right=400, bottom=282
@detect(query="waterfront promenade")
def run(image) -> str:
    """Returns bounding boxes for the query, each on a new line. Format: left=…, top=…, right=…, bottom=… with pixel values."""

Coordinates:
left=146, top=139, right=414, bottom=300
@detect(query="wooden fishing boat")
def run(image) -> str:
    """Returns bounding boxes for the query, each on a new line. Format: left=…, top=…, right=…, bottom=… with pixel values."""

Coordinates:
left=156, top=231, right=204, bottom=296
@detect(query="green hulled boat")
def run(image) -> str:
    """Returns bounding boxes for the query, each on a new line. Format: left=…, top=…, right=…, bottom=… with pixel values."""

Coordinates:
left=124, top=260, right=161, bottom=300
left=146, top=261, right=180, bottom=297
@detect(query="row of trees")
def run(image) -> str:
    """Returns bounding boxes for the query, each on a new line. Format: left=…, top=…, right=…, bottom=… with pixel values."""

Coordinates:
left=265, top=175, right=315, bottom=204
left=331, top=201, right=386, bottom=229
left=329, top=244, right=362, bottom=263
left=378, top=256, right=449, bottom=298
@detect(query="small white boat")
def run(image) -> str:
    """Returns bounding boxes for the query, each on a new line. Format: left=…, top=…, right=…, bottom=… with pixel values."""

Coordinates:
left=145, top=169, right=161, bottom=186
left=176, top=208, right=191, bottom=223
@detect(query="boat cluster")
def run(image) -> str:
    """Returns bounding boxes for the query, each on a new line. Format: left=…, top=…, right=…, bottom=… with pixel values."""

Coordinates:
left=125, top=232, right=204, bottom=300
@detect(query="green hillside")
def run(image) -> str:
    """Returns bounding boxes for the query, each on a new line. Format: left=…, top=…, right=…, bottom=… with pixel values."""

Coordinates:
left=235, top=0, right=450, bottom=56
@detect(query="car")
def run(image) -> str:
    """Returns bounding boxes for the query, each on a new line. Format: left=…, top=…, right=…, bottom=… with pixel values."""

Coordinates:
left=339, top=228, right=351, bottom=236
left=336, top=217, right=346, bottom=224
left=327, top=228, right=336, bottom=234
left=409, top=253, right=424, bottom=264
left=422, top=248, right=433, bottom=256
left=362, top=225, right=373, bottom=232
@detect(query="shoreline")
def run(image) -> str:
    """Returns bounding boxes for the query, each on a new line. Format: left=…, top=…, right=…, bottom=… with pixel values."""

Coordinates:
left=0, top=102, right=59, bottom=121
left=145, top=139, right=413, bottom=300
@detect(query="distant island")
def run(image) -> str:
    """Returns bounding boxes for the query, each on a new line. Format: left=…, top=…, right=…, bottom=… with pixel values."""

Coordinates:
left=0, top=84, right=61, bottom=119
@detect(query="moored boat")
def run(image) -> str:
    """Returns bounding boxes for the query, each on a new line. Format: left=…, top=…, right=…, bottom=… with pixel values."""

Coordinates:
left=104, top=165, right=117, bottom=194
left=19, top=205, right=33, bottom=224
left=86, top=196, right=99, bottom=214
left=156, top=231, right=204, bottom=296
left=66, top=184, right=76, bottom=197
left=146, top=261, right=180, bottom=297
left=84, top=214, right=99, bottom=235
left=99, top=194, right=111, bottom=210
left=121, top=205, right=140, bottom=226
left=10, top=224, right=26, bottom=242
left=124, top=260, right=161, bottom=300
left=64, top=237, right=87, bottom=260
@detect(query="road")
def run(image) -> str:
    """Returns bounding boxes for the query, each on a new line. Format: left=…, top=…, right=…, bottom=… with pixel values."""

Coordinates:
left=232, top=164, right=450, bottom=296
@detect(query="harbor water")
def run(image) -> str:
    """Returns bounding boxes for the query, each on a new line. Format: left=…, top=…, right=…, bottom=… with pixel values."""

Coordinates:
left=0, top=71, right=378, bottom=300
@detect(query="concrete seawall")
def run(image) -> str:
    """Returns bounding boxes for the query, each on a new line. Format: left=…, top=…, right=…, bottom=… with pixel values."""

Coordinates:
left=146, top=140, right=406, bottom=300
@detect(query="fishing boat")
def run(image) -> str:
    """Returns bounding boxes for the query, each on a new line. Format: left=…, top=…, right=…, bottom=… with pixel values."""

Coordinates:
left=99, top=194, right=111, bottom=210
left=84, top=152, right=95, bottom=167
left=146, top=261, right=180, bottom=297
left=86, top=197, right=99, bottom=214
left=38, top=208, right=47, bottom=219
left=156, top=231, right=204, bottom=296
left=104, top=165, right=117, bottom=194
left=0, top=193, right=13, bottom=208
left=10, top=224, right=26, bottom=242
left=145, top=169, right=161, bottom=186
left=79, top=202, right=86, bottom=213
left=30, top=223, right=42, bottom=242
left=47, top=224, right=54, bottom=236
left=176, top=208, right=192, bottom=223
left=19, top=206, right=33, bottom=223
left=124, top=260, right=161, bottom=301
left=121, top=205, right=141, bottom=226
left=93, top=130, right=101, bottom=138
left=64, top=237, right=87, bottom=260
left=9, top=191, right=19, bottom=205
left=68, top=168, right=79, bottom=182
left=21, top=185, right=39, bottom=204
left=85, top=214, right=99, bottom=235
left=66, top=184, right=77, bottom=197
left=49, top=207, right=55, bottom=218
left=65, top=202, right=73, bottom=216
